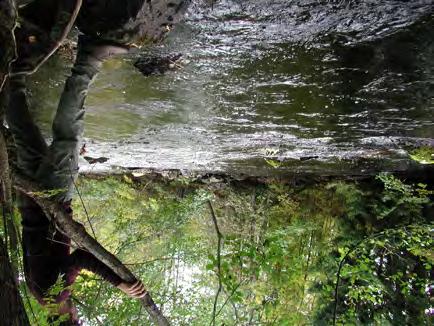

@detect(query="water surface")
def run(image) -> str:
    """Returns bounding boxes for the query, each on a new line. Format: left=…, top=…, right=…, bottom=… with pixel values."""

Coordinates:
left=29, top=0, right=434, bottom=176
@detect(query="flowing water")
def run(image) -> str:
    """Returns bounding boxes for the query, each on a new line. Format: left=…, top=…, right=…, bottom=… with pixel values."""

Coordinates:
left=28, top=0, right=434, bottom=176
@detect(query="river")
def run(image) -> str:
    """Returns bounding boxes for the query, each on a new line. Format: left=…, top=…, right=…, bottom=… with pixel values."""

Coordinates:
left=28, top=0, right=434, bottom=176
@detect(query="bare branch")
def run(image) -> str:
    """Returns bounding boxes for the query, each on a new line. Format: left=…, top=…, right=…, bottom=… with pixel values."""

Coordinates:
left=0, top=0, right=18, bottom=90
left=207, top=200, right=223, bottom=326
left=11, top=0, right=83, bottom=77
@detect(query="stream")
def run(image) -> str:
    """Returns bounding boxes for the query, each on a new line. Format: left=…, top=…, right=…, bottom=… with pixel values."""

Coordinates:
left=28, top=0, right=434, bottom=176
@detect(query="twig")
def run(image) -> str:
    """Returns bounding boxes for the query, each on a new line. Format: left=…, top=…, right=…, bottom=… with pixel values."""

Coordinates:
left=90, top=279, right=103, bottom=317
left=207, top=200, right=223, bottom=326
left=45, top=236, right=81, bottom=251
left=124, top=256, right=176, bottom=266
left=0, top=0, right=18, bottom=90
left=72, top=296, right=104, bottom=326
left=11, top=0, right=83, bottom=77
left=115, top=232, right=162, bottom=255
left=70, top=173, right=97, bottom=239
left=3, top=194, right=39, bottom=325
left=332, top=231, right=388, bottom=325
left=215, top=281, right=243, bottom=320
left=68, top=172, right=104, bottom=317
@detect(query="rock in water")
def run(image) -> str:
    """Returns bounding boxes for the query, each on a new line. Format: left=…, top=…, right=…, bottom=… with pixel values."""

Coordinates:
left=134, top=53, right=182, bottom=76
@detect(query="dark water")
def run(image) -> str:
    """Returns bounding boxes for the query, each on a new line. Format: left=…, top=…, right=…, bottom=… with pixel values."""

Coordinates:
left=29, top=0, right=434, bottom=176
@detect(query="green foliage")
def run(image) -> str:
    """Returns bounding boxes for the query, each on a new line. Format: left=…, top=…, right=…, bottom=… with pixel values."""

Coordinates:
left=19, top=174, right=432, bottom=325
left=263, top=148, right=283, bottom=168
left=375, top=173, right=432, bottom=222
left=29, top=188, right=67, bottom=199
left=21, top=275, right=71, bottom=326
left=333, top=225, right=433, bottom=325
left=409, top=146, right=434, bottom=164
left=315, top=174, right=433, bottom=325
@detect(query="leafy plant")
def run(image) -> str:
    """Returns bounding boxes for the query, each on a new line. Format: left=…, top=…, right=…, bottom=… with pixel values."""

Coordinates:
left=409, top=146, right=434, bottom=164
left=18, top=174, right=432, bottom=325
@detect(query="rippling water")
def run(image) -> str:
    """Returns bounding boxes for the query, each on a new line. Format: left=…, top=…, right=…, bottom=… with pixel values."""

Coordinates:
left=29, top=0, right=434, bottom=176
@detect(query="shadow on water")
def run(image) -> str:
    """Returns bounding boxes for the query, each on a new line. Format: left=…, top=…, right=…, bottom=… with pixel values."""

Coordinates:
left=28, top=0, right=434, bottom=176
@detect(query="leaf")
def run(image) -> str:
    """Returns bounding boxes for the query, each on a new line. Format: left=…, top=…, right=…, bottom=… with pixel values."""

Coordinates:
left=123, top=175, right=133, bottom=184
left=83, top=156, right=109, bottom=164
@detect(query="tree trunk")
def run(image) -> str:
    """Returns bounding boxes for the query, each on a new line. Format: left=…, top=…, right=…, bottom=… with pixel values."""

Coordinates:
left=0, top=2, right=30, bottom=325
left=2, top=1, right=169, bottom=324
left=1, top=112, right=29, bottom=326
left=0, top=236, right=31, bottom=326
left=0, top=63, right=31, bottom=326
left=0, top=0, right=17, bottom=89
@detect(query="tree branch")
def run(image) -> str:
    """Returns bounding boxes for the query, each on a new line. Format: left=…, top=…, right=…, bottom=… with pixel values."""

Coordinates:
left=15, top=178, right=170, bottom=326
left=10, top=0, right=83, bottom=77
left=208, top=200, right=223, bottom=326
left=0, top=0, right=18, bottom=90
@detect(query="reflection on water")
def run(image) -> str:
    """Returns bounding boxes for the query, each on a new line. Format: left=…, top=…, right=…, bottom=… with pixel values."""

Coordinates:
left=28, top=56, right=144, bottom=141
left=71, top=176, right=433, bottom=325
left=28, top=0, right=434, bottom=175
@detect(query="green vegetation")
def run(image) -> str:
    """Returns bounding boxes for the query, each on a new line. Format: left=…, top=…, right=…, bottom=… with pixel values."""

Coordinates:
left=17, top=174, right=433, bottom=325
left=410, top=146, right=434, bottom=165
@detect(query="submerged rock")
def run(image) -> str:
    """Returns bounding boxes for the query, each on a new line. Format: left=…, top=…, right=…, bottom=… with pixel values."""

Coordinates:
left=134, top=53, right=183, bottom=76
